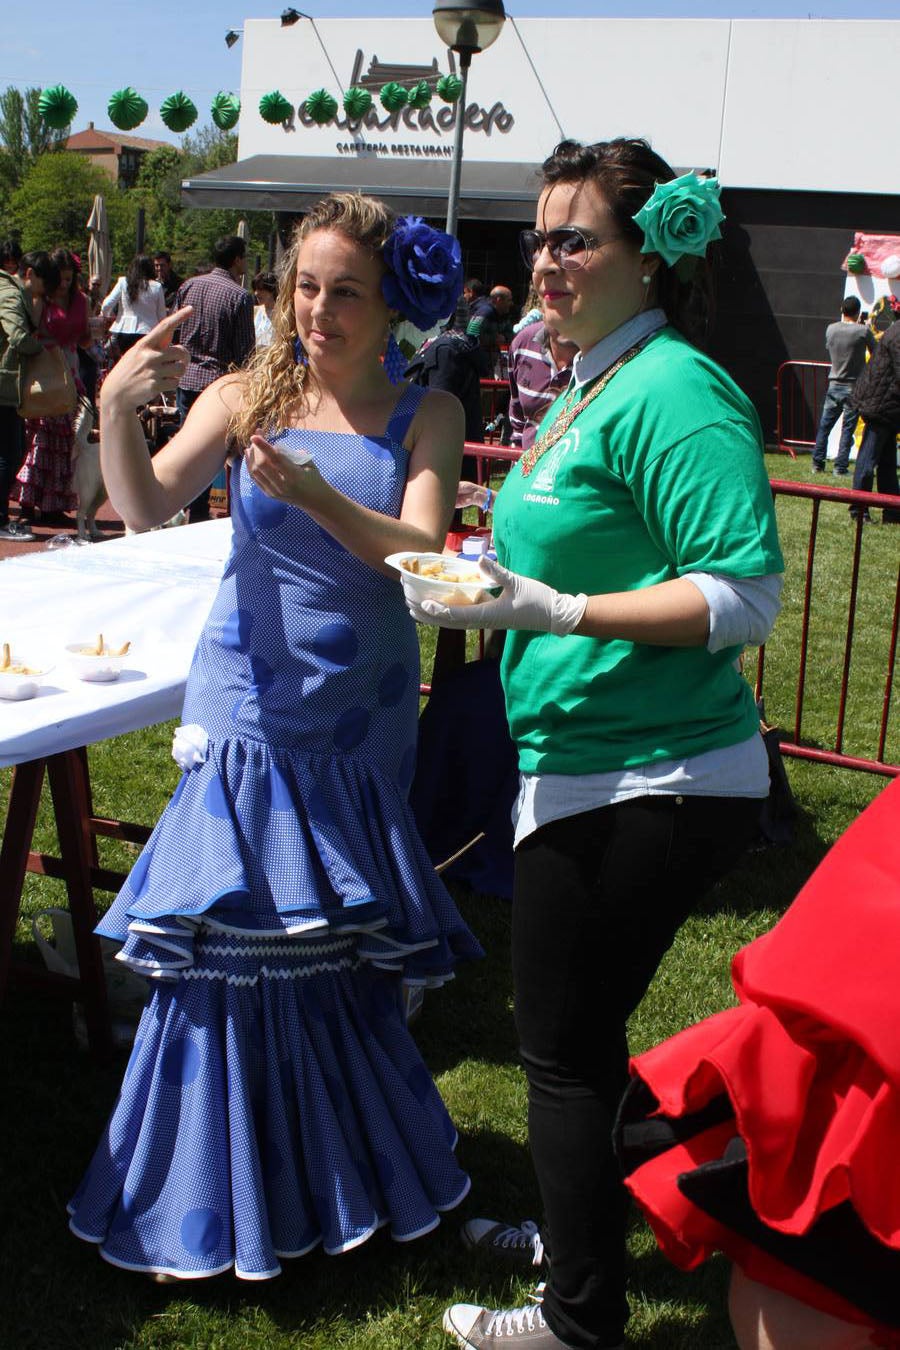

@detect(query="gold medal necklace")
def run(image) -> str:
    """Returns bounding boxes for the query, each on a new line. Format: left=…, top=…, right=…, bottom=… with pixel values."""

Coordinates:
left=520, top=340, right=644, bottom=477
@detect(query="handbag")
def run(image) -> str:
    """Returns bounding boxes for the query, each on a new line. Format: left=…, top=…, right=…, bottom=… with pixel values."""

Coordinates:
left=756, top=698, right=797, bottom=847
left=18, top=345, right=78, bottom=418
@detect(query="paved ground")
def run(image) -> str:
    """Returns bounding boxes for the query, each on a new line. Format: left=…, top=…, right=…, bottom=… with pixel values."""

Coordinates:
left=0, top=500, right=125, bottom=564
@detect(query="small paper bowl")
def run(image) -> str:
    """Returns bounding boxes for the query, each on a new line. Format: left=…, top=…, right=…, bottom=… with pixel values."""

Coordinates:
left=385, top=552, right=498, bottom=606
left=65, top=641, right=129, bottom=682
left=0, top=656, right=53, bottom=701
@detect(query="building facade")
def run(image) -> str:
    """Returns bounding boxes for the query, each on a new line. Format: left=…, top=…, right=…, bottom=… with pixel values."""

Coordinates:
left=183, top=16, right=900, bottom=434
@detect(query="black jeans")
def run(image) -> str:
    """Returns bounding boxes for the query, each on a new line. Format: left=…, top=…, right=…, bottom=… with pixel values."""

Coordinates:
left=512, top=793, right=762, bottom=1348
left=851, top=420, right=900, bottom=513
left=0, top=403, right=25, bottom=527
left=176, top=387, right=211, bottom=522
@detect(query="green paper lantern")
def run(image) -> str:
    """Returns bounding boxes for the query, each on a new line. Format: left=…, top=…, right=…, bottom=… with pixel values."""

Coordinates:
left=211, top=92, right=240, bottom=131
left=846, top=252, right=867, bottom=275
left=380, top=82, right=408, bottom=112
left=436, top=74, right=463, bottom=103
left=259, top=91, right=294, bottom=124
left=160, top=91, right=198, bottom=133
left=304, top=89, right=338, bottom=125
left=38, top=84, right=78, bottom=130
left=342, top=86, right=373, bottom=120
left=107, top=87, right=148, bottom=131
left=406, top=81, right=432, bottom=110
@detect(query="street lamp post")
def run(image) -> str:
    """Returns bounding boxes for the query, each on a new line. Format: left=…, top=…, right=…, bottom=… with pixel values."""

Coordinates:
left=432, top=0, right=506, bottom=239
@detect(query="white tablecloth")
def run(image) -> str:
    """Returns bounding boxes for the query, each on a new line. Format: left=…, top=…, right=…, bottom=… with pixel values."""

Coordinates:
left=0, top=519, right=232, bottom=768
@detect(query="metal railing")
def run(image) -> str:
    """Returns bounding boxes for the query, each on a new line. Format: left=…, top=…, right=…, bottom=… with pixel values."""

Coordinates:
left=774, top=360, right=830, bottom=457
left=437, top=449, right=899, bottom=777
left=759, top=479, right=899, bottom=777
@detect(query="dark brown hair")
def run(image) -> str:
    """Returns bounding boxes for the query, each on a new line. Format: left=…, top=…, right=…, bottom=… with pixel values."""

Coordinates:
left=49, top=247, right=79, bottom=301
left=538, top=138, right=716, bottom=343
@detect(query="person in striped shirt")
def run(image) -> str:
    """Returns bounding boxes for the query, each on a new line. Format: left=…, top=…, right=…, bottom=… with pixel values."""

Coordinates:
left=507, top=318, right=577, bottom=452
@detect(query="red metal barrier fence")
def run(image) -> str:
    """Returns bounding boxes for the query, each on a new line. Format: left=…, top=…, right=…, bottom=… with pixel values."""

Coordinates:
left=760, top=479, right=898, bottom=777
left=774, top=360, right=830, bottom=456
left=448, top=447, right=899, bottom=777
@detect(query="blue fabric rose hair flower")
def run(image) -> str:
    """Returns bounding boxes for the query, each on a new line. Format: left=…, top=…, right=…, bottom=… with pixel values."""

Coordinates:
left=381, top=216, right=463, bottom=331
left=633, top=172, right=725, bottom=267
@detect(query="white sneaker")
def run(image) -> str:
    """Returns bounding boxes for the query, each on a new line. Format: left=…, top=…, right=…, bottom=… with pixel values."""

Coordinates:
left=443, top=1300, right=566, bottom=1348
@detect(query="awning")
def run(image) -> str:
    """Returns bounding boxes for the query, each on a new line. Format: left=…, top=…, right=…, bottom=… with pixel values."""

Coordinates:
left=181, top=154, right=542, bottom=221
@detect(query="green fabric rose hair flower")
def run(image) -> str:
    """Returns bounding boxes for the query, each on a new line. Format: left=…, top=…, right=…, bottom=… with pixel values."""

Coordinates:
left=108, top=88, right=148, bottom=131
left=305, top=90, right=338, bottom=124
left=39, top=85, right=78, bottom=129
left=633, top=172, right=725, bottom=267
left=160, top=92, right=198, bottom=133
left=211, top=92, right=240, bottom=131
left=259, top=91, right=293, bottom=124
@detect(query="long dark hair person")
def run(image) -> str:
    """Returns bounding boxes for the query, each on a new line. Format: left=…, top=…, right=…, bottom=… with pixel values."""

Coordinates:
left=126, top=254, right=155, bottom=303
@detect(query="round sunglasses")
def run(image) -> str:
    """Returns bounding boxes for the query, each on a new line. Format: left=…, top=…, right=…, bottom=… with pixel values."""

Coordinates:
left=518, top=226, right=621, bottom=272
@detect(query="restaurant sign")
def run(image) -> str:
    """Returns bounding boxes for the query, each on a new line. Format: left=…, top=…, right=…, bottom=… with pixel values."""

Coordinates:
left=278, top=48, right=514, bottom=152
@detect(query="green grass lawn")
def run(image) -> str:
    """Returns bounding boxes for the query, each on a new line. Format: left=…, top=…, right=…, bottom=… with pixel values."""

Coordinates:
left=0, top=454, right=896, bottom=1349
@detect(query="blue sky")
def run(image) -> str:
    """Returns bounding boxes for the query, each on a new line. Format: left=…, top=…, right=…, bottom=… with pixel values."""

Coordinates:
left=2, top=1, right=896, bottom=144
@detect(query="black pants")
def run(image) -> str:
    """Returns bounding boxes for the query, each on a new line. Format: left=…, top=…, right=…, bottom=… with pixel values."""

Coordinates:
left=176, top=387, right=210, bottom=522
left=851, top=420, right=900, bottom=518
left=0, top=403, right=25, bottom=526
left=512, top=794, right=762, bottom=1348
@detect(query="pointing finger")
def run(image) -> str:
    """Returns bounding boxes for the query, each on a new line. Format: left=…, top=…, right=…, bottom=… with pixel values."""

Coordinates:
left=141, top=306, right=193, bottom=350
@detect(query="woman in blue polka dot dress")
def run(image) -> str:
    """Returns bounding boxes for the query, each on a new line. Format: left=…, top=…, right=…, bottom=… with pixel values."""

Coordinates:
left=67, top=195, right=482, bottom=1280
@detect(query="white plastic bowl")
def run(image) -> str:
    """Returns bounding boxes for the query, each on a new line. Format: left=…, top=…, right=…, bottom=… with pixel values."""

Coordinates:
left=0, top=654, right=53, bottom=701
left=385, top=552, right=498, bottom=606
left=65, top=640, right=130, bottom=682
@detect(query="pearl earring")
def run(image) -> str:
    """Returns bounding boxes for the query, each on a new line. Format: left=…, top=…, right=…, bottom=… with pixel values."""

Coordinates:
left=641, top=275, right=652, bottom=286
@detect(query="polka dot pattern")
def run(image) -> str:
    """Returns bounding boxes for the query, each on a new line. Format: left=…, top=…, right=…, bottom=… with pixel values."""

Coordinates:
left=74, top=390, right=482, bottom=1277
left=68, top=940, right=473, bottom=1277
left=181, top=1206, right=224, bottom=1257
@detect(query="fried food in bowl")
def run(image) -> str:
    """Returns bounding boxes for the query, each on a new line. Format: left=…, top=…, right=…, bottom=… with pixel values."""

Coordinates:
left=385, top=552, right=498, bottom=606
left=0, top=641, right=52, bottom=700
left=65, top=633, right=131, bottom=682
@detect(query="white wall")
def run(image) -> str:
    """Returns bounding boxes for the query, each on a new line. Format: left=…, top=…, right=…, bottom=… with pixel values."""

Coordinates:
left=237, top=16, right=899, bottom=197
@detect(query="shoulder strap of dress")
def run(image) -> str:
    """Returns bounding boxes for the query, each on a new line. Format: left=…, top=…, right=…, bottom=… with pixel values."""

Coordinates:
left=385, top=382, right=427, bottom=446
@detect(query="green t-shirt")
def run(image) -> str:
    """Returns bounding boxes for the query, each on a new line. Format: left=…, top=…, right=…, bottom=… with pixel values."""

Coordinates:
left=493, top=327, right=784, bottom=775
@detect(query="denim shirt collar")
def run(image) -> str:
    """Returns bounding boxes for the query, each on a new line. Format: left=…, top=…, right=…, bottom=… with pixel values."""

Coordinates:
left=570, top=308, right=667, bottom=391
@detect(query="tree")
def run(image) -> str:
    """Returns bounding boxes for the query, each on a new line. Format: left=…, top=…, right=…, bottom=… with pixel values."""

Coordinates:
left=0, top=86, right=66, bottom=187
left=136, top=126, right=273, bottom=277
left=9, top=151, right=136, bottom=271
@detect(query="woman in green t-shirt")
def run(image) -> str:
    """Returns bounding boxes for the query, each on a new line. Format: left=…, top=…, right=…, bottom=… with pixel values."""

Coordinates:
left=405, top=138, right=784, bottom=1350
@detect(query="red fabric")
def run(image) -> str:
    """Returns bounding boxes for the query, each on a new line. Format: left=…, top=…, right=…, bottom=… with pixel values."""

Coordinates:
left=13, top=414, right=76, bottom=513
left=626, top=779, right=900, bottom=1327
left=843, top=234, right=900, bottom=279
left=42, top=290, right=89, bottom=351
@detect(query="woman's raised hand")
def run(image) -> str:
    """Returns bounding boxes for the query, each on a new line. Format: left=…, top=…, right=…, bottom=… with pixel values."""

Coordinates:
left=101, top=306, right=192, bottom=409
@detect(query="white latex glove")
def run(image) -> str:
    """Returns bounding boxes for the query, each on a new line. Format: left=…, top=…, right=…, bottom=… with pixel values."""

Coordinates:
left=403, top=555, right=588, bottom=635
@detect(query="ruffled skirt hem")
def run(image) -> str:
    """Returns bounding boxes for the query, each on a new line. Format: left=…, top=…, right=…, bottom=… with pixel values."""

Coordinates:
left=68, top=932, right=471, bottom=1281
left=97, top=739, right=482, bottom=986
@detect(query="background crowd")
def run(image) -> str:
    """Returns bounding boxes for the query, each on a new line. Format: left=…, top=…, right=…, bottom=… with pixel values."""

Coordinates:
left=0, top=234, right=294, bottom=541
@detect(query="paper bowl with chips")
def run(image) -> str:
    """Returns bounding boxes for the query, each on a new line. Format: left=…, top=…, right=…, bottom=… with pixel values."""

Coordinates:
left=385, top=552, right=499, bottom=607
left=65, top=636, right=131, bottom=682
left=0, top=645, right=53, bottom=701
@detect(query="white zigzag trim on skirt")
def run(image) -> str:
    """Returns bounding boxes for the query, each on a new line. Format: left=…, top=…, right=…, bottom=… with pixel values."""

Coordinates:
left=197, top=937, right=355, bottom=959
left=182, top=956, right=359, bottom=986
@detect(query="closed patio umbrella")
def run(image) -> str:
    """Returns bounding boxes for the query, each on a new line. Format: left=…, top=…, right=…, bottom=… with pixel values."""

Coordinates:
left=86, top=194, right=112, bottom=297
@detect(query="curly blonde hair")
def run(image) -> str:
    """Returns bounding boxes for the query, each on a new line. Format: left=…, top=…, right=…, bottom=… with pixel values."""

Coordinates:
left=229, top=193, right=396, bottom=447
